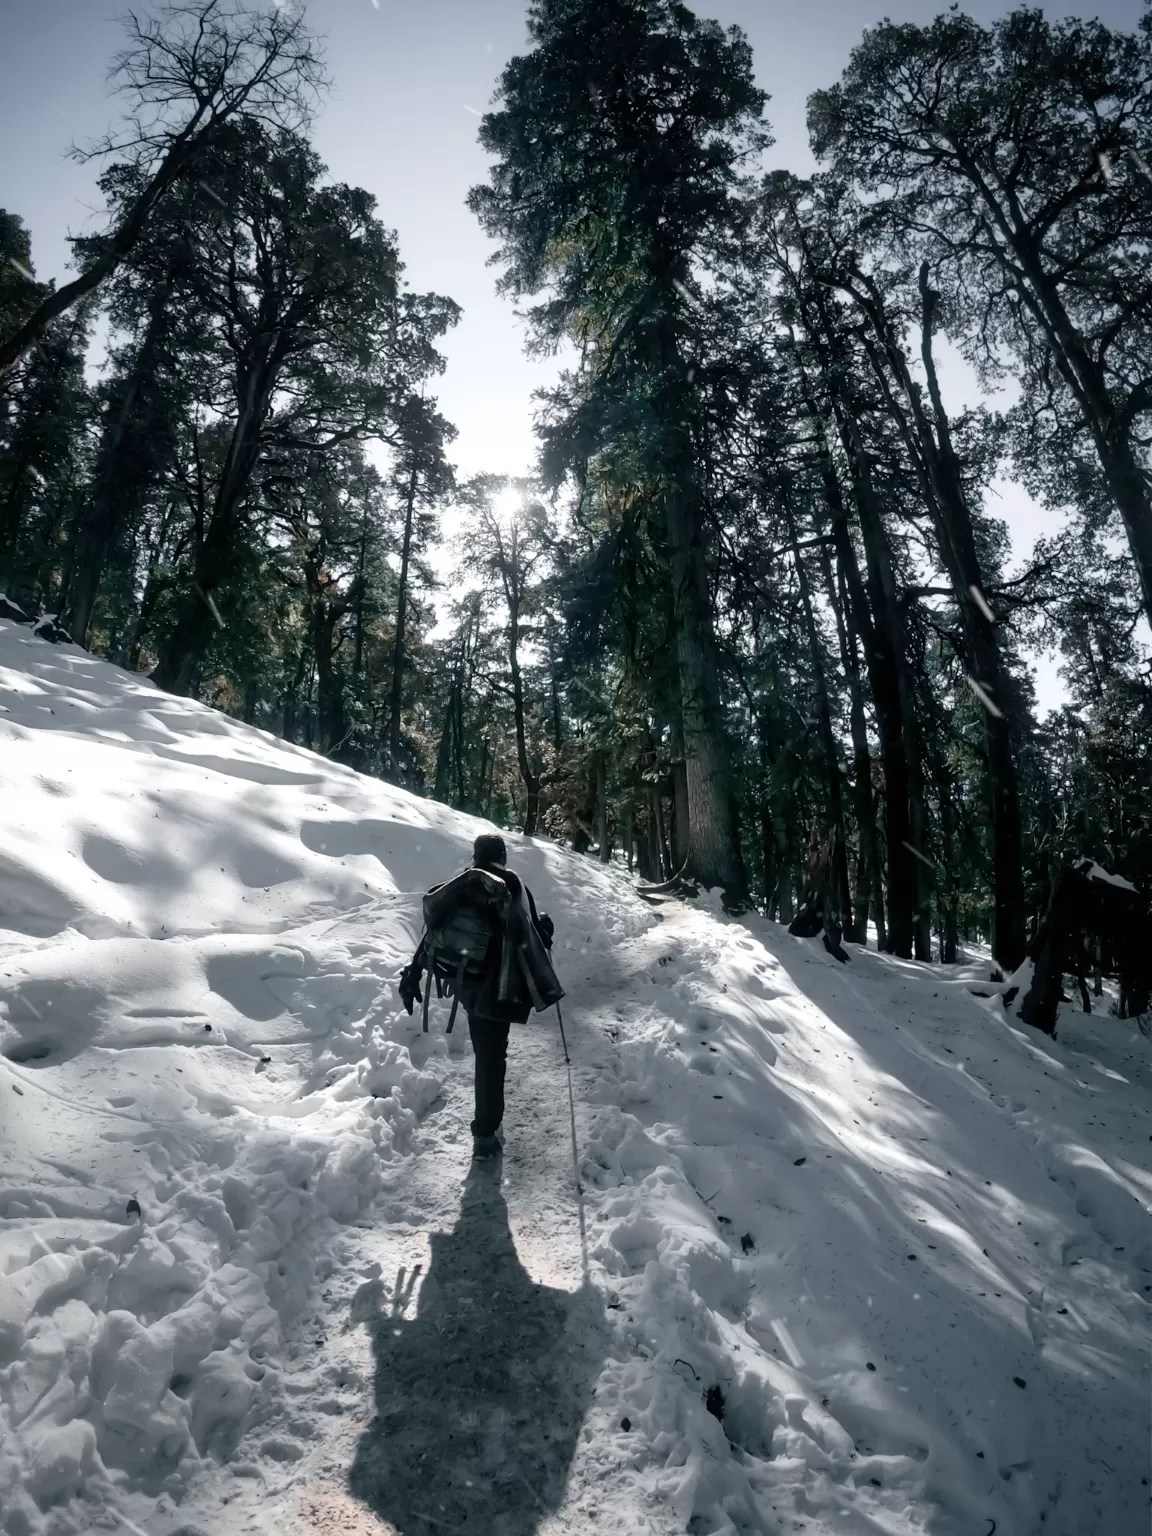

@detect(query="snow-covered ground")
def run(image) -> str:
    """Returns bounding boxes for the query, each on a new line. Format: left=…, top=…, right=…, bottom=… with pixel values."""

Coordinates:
left=0, top=617, right=1148, bottom=1536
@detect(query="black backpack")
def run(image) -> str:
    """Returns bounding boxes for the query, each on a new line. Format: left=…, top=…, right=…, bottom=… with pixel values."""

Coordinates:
left=420, top=869, right=511, bottom=1033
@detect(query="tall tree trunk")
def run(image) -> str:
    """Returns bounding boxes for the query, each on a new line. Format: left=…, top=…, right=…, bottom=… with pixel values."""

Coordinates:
left=596, top=750, right=611, bottom=863
left=282, top=644, right=309, bottom=744
left=641, top=801, right=660, bottom=882
left=836, top=404, right=932, bottom=958
left=67, top=281, right=170, bottom=646
left=503, top=531, right=540, bottom=841
left=652, top=784, right=672, bottom=881
left=484, top=740, right=497, bottom=818
left=848, top=265, right=1026, bottom=971
left=656, top=337, right=746, bottom=900
left=548, top=632, right=563, bottom=752
left=124, top=572, right=164, bottom=672
left=664, top=466, right=745, bottom=899
left=820, top=537, right=878, bottom=945
left=312, top=599, right=345, bottom=757
left=433, top=687, right=456, bottom=801
left=799, top=345, right=916, bottom=957
left=757, top=715, right=776, bottom=912
left=870, top=824, right=887, bottom=952
left=783, top=490, right=851, bottom=932
left=768, top=737, right=796, bottom=922
left=670, top=712, right=690, bottom=873
left=916, top=271, right=1025, bottom=969
left=939, top=792, right=959, bottom=965
left=353, top=505, right=368, bottom=683
left=453, top=683, right=466, bottom=808
left=386, top=463, right=418, bottom=780
left=506, top=565, right=540, bottom=835
left=476, top=737, right=490, bottom=818
left=152, top=347, right=279, bottom=693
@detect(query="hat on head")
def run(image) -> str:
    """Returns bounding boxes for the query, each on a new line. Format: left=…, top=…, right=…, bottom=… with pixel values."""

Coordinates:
left=472, top=834, right=507, bottom=870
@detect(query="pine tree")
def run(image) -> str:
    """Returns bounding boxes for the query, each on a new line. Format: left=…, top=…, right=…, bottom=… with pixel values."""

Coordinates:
left=469, top=0, right=769, bottom=901
left=809, top=7, right=1152, bottom=635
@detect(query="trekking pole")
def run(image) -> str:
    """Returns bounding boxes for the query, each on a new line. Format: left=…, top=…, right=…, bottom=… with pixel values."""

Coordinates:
left=555, top=996, right=571, bottom=1065
left=555, top=999, right=582, bottom=1198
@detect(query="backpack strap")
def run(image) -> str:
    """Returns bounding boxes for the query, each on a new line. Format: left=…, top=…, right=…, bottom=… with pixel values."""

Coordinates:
left=422, top=939, right=436, bottom=1033
left=497, top=893, right=515, bottom=1000
left=445, top=955, right=468, bottom=1035
left=520, top=943, right=546, bottom=1011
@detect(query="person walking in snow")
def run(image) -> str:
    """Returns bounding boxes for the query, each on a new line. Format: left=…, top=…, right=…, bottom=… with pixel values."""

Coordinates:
left=399, top=834, right=561, bottom=1161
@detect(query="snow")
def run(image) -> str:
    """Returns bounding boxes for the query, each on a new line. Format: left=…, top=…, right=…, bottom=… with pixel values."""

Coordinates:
left=0, top=616, right=1148, bottom=1536
left=1080, top=858, right=1139, bottom=893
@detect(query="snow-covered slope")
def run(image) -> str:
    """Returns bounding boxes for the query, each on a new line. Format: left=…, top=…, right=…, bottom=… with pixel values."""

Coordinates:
left=0, top=618, right=1148, bottom=1536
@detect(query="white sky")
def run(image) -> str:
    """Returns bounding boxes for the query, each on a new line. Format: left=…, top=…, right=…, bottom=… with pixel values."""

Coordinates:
left=4, top=0, right=1145, bottom=710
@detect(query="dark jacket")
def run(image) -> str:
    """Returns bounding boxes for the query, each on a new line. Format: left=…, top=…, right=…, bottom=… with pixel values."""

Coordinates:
left=405, top=865, right=562, bottom=1026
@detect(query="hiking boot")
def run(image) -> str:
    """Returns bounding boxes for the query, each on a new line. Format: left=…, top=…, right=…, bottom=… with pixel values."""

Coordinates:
left=472, top=1133, right=502, bottom=1161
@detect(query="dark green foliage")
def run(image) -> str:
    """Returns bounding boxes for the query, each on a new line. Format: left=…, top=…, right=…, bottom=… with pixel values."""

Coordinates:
left=2, top=0, right=1150, bottom=984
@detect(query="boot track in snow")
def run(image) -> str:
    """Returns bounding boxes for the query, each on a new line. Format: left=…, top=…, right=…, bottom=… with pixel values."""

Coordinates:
left=1, top=620, right=1149, bottom=1536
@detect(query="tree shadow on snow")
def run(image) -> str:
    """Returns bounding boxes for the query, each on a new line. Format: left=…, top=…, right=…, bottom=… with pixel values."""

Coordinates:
left=348, top=1161, right=603, bottom=1536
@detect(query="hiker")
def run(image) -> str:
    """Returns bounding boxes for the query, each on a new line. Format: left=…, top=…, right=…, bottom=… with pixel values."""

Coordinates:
left=398, top=834, right=562, bottom=1160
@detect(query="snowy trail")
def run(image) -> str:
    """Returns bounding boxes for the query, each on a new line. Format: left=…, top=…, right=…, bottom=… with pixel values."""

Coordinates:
left=1, top=618, right=1149, bottom=1536
left=159, top=910, right=679, bottom=1536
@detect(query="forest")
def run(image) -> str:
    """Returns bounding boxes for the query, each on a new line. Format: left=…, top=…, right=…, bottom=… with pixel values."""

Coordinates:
left=2, top=0, right=1151, bottom=975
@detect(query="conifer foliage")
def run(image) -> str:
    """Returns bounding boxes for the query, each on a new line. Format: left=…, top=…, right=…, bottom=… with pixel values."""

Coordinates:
left=2, top=0, right=1150, bottom=987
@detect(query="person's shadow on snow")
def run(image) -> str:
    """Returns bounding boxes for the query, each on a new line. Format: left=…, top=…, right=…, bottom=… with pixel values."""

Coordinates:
left=348, top=1162, right=603, bottom=1536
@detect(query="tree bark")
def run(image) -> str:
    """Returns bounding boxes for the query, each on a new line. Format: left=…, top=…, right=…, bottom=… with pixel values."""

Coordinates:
left=433, top=686, right=456, bottom=802
left=596, top=750, right=611, bottom=863
left=757, top=714, right=777, bottom=912
left=353, top=504, right=368, bottom=683
left=820, top=537, right=879, bottom=946
left=664, top=464, right=746, bottom=900
left=505, top=528, right=540, bottom=836
left=152, top=343, right=281, bottom=693
left=311, top=599, right=346, bottom=757
left=386, top=463, right=419, bottom=780
left=282, top=643, right=309, bottom=744
left=847, top=264, right=1027, bottom=970
left=783, top=490, right=852, bottom=931
left=124, top=569, right=164, bottom=672
left=652, top=783, right=672, bottom=881
left=67, top=280, right=170, bottom=646
left=800, top=349, right=917, bottom=957
left=837, top=405, right=933, bottom=958
left=476, top=737, right=491, bottom=818
left=652, top=313, right=746, bottom=901
left=916, top=271, right=1026, bottom=969
left=670, top=712, right=690, bottom=873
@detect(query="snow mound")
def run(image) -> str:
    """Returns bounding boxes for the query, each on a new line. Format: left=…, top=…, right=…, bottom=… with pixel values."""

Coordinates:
left=0, top=619, right=1148, bottom=1536
left=574, top=905, right=1152, bottom=1536
left=0, top=620, right=645, bottom=1534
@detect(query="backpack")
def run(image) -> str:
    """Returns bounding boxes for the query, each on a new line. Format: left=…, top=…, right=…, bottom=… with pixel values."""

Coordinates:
left=419, top=869, right=511, bottom=1034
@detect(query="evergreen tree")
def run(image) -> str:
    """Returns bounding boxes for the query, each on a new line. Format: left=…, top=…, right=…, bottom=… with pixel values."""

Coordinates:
left=0, top=0, right=325, bottom=376
left=809, top=7, right=1152, bottom=634
left=90, top=119, right=459, bottom=694
left=469, top=0, right=769, bottom=901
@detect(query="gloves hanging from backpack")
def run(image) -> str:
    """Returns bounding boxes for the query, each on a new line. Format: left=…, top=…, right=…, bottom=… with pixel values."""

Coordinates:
left=398, top=957, right=424, bottom=1015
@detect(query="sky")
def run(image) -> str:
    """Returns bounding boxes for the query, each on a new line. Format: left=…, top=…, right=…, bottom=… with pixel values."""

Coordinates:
left=1, top=0, right=1146, bottom=709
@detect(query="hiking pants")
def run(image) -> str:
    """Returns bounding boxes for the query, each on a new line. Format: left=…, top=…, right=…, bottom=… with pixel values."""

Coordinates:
left=467, top=1013, right=510, bottom=1138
